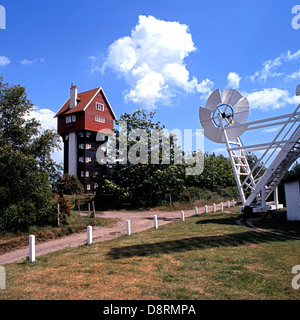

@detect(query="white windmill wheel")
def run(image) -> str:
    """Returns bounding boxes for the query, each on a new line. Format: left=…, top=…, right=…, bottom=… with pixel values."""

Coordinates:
left=199, top=88, right=250, bottom=143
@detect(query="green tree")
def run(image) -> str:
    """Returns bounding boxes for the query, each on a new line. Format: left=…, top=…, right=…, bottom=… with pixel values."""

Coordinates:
left=0, top=76, right=61, bottom=231
left=283, top=161, right=300, bottom=182
left=56, top=173, right=84, bottom=195
left=95, top=109, right=186, bottom=208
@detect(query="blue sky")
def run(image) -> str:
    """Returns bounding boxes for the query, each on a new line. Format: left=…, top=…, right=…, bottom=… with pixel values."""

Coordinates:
left=1, top=0, right=300, bottom=163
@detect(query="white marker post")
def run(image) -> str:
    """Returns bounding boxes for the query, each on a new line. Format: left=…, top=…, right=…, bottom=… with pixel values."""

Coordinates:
left=154, top=215, right=158, bottom=229
left=29, top=235, right=35, bottom=262
left=181, top=210, right=185, bottom=221
left=221, top=202, right=223, bottom=212
left=205, top=205, right=208, bottom=213
left=126, top=220, right=131, bottom=236
left=195, top=206, right=198, bottom=216
left=232, top=199, right=235, bottom=207
left=213, top=203, right=216, bottom=212
left=87, top=226, right=92, bottom=245
left=57, top=203, right=60, bottom=228
left=227, top=201, right=230, bottom=208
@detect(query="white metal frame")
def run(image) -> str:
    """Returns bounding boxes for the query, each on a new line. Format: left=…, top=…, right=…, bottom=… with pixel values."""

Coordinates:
left=221, top=103, right=300, bottom=213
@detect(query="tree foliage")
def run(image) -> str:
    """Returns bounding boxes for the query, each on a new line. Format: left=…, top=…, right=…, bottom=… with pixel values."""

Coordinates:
left=95, top=109, right=239, bottom=209
left=0, top=76, right=61, bottom=231
left=283, top=161, right=300, bottom=182
left=56, top=173, right=84, bottom=195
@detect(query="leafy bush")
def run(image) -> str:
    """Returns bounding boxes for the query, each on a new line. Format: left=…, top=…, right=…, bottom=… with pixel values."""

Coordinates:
left=56, top=174, right=84, bottom=195
left=0, top=199, right=56, bottom=232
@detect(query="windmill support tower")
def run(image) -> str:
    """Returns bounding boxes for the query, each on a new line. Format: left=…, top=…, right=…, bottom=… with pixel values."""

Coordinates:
left=199, top=85, right=300, bottom=215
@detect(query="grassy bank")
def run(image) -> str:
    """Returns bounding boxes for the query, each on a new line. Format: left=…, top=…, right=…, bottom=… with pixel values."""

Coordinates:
left=0, top=208, right=299, bottom=300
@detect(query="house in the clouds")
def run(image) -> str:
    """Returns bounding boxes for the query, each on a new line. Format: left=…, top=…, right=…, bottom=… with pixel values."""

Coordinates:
left=55, top=84, right=117, bottom=193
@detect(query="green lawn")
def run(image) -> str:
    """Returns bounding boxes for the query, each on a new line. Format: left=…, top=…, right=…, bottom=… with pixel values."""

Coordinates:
left=0, top=209, right=299, bottom=300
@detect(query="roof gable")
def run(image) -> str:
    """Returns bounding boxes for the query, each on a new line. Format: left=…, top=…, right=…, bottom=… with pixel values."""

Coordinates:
left=55, top=87, right=117, bottom=120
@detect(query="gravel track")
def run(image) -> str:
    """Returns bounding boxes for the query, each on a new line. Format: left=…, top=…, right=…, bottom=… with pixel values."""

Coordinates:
left=0, top=203, right=223, bottom=265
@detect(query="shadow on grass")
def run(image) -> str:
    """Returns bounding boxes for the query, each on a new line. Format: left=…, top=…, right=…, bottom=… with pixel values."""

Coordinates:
left=107, top=230, right=291, bottom=260
left=196, top=217, right=241, bottom=226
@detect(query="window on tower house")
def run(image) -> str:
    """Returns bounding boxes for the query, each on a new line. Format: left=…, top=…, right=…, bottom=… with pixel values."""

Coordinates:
left=66, top=116, right=72, bottom=123
left=95, top=116, right=105, bottom=123
left=96, top=103, right=104, bottom=111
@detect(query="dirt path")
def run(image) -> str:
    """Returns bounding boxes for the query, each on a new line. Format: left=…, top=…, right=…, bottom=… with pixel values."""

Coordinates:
left=0, top=203, right=227, bottom=265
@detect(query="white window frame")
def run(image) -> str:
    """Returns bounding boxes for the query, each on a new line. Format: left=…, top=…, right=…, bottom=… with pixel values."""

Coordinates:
left=66, top=116, right=72, bottom=123
left=86, top=144, right=92, bottom=150
left=85, top=157, right=92, bottom=163
left=86, top=184, right=91, bottom=191
left=85, top=171, right=89, bottom=178
left=96, top=103, right=104, bottom=111
left=95, top=116, right=105, bottom=123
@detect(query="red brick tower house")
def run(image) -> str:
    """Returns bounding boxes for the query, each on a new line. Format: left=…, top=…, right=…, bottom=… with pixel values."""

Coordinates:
left=55, top=84, right=117, bottom=193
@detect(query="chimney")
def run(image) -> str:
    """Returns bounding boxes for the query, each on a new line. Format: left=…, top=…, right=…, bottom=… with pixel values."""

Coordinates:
left=70, top=83, right=78, bottom=109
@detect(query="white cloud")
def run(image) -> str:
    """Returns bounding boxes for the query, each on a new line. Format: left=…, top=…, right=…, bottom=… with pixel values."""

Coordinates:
left=262, top=127, right=280, bottom=133
left=21, top=59, right=35, bottom=65
left=286, top=49, right=300, bottom=61
left=196, top=78, right=214, bottom=100
left=285, top=69, right=300, bottom=81
left=227, top=72, right=241, bottom=89
left=125, top=71, right=168, bottom=105
left=25, top=107, right=57, bottom=131
left=250, top=49, right=300, bottom=83
left=246, top=88, right=300, bottom=111
left=100, top=15, right=209, bottom=108
left=24, top=107, right=63, bottom=164
left=250, top=56, right=283, bottom=83
left=21, top=58, right=45, bottom=65
left=0, top=56, right=10, bottom=66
